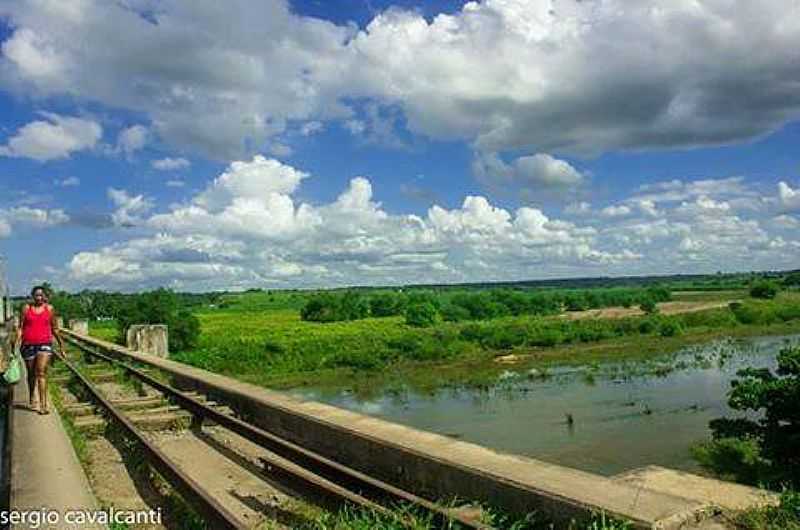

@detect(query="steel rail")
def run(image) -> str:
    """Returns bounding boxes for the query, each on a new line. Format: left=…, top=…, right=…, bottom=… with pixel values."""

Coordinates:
left=65, top=334, right=493, bottom=530
left=60, top=357, right=247, bottom=530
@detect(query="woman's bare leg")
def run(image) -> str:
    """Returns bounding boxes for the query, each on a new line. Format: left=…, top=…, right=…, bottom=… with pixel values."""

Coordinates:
left=25, top=358, right=38, bottom=410
left=35, top=353, right=51, bottom=414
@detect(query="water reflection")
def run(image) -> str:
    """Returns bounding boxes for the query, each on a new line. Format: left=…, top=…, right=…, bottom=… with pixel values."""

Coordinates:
left=292, top=335, right=799, bottom=476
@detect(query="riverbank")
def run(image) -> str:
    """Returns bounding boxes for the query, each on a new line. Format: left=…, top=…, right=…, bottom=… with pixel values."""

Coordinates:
left=89, top=291, right=800, bottom=396
left=211, top=310, right=800, bottom=396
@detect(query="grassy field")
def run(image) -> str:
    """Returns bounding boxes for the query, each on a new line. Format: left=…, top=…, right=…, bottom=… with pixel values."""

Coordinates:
left=88, top=288, right=800, bottom=393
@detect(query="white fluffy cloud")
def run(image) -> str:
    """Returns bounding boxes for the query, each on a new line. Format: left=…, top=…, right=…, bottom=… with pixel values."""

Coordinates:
left=2, top=1, right=800, bottom=159
left=601, top=205, right=631, bottom=218
left=49, top=155, right=796, bottom=291
left=152, top=157, right=190, bottom=171
left=0, top=0, right=351, bottom=160
left=116, top=125, right=148, bottom=156
left=62, top=154, right=641, bottom=289
left=778, top=182, right=800, bottom=212
left=474, top=152, right=584, bottom=193
left=0, top=206, right=69, bottom=237
left=346, top=1, right=800, bottom=154
left=56, top=176, right=80, bottom=187
left=108, top=188, right=155, bottom=227
left=0, top=113, right=102, bottom=161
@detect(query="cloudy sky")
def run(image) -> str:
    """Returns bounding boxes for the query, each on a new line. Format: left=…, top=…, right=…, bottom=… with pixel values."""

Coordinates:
left=1, top=0, right=799, bottom=293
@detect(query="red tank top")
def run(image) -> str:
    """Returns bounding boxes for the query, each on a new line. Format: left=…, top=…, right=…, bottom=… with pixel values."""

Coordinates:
left=22, top=304, right=53, bottom=345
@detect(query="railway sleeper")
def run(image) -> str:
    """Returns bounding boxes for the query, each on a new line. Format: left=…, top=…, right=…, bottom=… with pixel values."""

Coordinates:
left=73, top=410, right=195, bottom=436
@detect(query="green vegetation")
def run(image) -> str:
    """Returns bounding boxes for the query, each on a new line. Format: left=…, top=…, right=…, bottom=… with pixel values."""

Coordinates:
left=299, top=286, right=672, bottom=323
left=114, top=288, right=201, bottom=351
left=273, top=501, right=631, bottom=530
left=692, top=344, right=800, bottom=527
left=733, top=490, right=800, bottom=530
left=141, top=292, right=799, bottom=391
left=750, top=280, right=780, bottom=299
left=693, top=344, right=800, bottom=488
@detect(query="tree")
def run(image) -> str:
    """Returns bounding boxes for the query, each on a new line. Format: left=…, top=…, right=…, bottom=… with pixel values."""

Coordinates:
left=750, top=280, right=779, bottom=299
left=369, top=293, right=401, bottom=317
left=116, top=289, right=200, bottom=352
left=640, top=298, right=658, bottom=314
left=783, top=272, right=800, bottom=288
left=300, top=293, right=340, bottom=322
left=696, top=345, right=800, bottom=487
left=405, top=301, right=438, bottom=327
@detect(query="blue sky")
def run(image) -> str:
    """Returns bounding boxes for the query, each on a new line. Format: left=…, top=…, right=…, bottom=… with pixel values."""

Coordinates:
left=0, top=0, right=799, bottom=294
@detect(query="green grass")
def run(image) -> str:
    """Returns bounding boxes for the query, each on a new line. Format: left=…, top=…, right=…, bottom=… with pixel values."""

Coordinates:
left=88, top=291, right=800, bottom=393
left=265, top=501, right=631, bottom=530
left=734, top=490, right=800, bottom=529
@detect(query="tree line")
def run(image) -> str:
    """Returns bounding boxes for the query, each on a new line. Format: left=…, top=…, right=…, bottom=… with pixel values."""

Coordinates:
left=300, top=286, right=673, bottom=326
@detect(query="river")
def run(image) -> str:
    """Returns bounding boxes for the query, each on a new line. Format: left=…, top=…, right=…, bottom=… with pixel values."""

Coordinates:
left=290, top=334, right=798, bottom=476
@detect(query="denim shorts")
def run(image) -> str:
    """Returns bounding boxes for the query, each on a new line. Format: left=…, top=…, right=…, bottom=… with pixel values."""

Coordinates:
left=20, top=343, right=53, bottom=361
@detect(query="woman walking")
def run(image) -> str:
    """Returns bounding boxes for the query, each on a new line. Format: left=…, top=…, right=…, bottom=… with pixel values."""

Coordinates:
left=15, top=285, right=66, bottom=414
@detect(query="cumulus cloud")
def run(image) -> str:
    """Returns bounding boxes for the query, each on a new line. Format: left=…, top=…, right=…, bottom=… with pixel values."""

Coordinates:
left=152, top=157, right=190, bottom=171
left=3, top=1, right=800, bottom=159
left=565, top=202, right=592, bottom=216
left=116, top=125, right=148, bottom=156
left=108, top=188, right=155, bottom=227
left=778, top=182, right=800, bottom=212
left=54, top=158, right=798, bottom=292
left=0, top=113, right=102, bottom=161
left=63, top=154, right=643, bottom=290
left=601, top=205, right=632, bottom=218
left=346, top=1, right=800, bottom=154
left=56, top=176, right=80, bottom=187
left=0, top=205, right=70, bottom=237
left=474, top=152, right=584, bottom=193
left=0, top=0, right=352, bottom=160
left=300, top=121, right=324, bottom=136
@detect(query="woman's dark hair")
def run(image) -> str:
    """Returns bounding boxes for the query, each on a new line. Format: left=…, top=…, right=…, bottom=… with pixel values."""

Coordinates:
left=31, top=285, right=48, bottom=297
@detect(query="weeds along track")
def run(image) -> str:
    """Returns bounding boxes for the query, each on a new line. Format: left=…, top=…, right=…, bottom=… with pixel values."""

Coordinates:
left=59, top=334, right=493, bottom=530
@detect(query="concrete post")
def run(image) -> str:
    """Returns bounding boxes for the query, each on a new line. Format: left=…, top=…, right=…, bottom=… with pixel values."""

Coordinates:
left=126, top=324, right=169, bottom=358
left=55, top=316, right=64, bottom=329
left=69, top=319, right=89, bottom=335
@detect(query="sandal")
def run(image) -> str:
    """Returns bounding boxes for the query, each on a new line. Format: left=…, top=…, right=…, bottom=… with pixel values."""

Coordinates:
left=38, top=407, right=50, bottom=415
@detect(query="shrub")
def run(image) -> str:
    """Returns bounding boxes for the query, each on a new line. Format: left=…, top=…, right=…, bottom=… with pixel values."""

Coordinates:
left=640, top=298, right=658, bottom=314
left=169, top=310, right=201, bottom=352
left=115, top=289, right=200, bottom=351
left=339, top=291, right=369, bottom=320
left=658, top=318, right=684, bottom=337
left=690, top=437, right=767, bottom=485
left=300, top=293, right=340, bottom=322
left=405, top=301, right=439, bottom=327
left=459, top=323, right=488, bottom=342
left=483, top=324, right=527, bottom=349
left=700, top=345, right=800, bottom=488
left=750, top=280, right=779, bottom=299
left=300, top=291, right=368, bottom=322
left=638, top=318, right=657, bottom=334
left=440, top=303, right=471, bottom=322
left=730, top=301, right=776, bottom=325
left=369, top=293, right=403, bottom=317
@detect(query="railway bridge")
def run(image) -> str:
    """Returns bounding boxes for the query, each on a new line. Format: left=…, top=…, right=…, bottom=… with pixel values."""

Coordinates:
left=2, top=325, right=777, bottom=529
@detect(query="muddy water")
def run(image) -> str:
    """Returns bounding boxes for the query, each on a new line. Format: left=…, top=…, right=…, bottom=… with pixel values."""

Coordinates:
left=292, top=334, right=799, bottom=477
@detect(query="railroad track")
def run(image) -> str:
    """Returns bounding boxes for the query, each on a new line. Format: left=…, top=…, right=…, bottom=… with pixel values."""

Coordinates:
left=59, top=335, right=493, bottom=530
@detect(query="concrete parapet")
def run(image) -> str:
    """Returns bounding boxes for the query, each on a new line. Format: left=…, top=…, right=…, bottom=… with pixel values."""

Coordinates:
left=68, top=319, right=89, bottom=335
left=126, top=324, right=169, bottom=358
